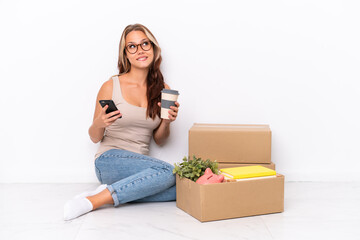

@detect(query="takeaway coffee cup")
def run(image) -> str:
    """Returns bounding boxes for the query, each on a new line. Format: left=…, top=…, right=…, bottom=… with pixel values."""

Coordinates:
left=161, top=89, right=179, bottom=119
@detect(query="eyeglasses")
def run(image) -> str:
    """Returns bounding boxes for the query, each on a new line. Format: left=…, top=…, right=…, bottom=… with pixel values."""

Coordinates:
left=126, top=40, right=153, bottom=54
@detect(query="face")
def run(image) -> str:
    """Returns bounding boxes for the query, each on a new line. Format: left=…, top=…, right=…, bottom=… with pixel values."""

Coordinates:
left=125, top=30, right=154, bottom=70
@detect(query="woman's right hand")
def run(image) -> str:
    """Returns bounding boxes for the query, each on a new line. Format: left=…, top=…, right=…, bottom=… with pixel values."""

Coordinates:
left=93, top=105, right=122, bottom=128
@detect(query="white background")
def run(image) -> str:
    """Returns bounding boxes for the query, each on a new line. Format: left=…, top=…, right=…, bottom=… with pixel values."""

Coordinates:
left=1, top=0, right=359, bottom=183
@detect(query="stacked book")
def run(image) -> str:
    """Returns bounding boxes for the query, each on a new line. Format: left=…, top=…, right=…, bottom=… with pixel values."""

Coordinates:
left=220, top=165, right=276, bottom=182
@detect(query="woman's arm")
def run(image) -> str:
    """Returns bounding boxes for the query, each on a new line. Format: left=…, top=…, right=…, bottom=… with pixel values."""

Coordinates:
left=153, top=83, right=180, bottom=145
left=89, top=79, right=122, bottom=143
left=153, top=120, right=171, bottom=146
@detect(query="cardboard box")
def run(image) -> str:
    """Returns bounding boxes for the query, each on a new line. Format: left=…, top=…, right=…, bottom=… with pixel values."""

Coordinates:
left=218, top=162, right=276, bottom=170
left=189, top=123, right=272, bottom=163
left=176, top=174, right=284, bottom=222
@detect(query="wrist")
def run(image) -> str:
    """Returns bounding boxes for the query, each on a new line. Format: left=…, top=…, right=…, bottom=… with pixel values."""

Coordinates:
left=92, top=120, right=104, bottom=130
left=162, top=119, right=171, bottom=126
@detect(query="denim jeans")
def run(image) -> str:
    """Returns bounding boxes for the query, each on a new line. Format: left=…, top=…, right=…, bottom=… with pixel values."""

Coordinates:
left=94, top=149, right=176, bottom=207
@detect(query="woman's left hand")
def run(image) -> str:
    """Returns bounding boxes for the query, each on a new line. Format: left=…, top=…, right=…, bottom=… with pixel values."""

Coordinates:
left=157, top=101, right=180, bottom=123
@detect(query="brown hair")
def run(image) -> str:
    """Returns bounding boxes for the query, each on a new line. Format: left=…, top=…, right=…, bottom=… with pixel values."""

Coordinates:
left=116, top=23, right=164, bottom=120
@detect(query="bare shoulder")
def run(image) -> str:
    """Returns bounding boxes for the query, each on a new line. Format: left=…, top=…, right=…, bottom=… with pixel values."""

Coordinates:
left=97, top=76, right=115, bottom=100
left=164, top=82, right=170, bottom=89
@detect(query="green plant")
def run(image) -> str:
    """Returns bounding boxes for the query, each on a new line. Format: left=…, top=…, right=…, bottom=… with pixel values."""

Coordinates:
left=173, top=155, right=219, bottom=182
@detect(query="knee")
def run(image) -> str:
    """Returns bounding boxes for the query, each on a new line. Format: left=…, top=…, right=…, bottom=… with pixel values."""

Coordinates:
left=152, top=164, right=174, bottom=177
left=151, top=165, right=175, bottom=186
left=167, top=168, right=176, bottom=186
left=94, top=159, right=116, bottom=185
left=95, top=165, right=103, bottom=183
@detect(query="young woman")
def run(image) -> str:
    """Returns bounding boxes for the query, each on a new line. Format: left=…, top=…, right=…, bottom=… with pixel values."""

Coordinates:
left=64, top=24, right=180, bottom=220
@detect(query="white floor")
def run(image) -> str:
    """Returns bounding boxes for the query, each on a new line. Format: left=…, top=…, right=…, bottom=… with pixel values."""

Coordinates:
left=1, top=182, right=359, bottom=240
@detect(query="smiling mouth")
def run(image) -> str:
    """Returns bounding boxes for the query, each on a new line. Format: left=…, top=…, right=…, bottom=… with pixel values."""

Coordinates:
left=137, top=56, right=148, bottom=61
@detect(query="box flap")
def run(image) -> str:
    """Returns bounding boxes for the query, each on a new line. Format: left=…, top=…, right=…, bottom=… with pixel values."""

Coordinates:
left=191, top=123, right=270, bottom=132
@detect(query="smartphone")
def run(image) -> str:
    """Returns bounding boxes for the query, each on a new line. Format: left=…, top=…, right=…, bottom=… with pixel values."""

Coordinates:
left=99, top=100, right=122, bottom=118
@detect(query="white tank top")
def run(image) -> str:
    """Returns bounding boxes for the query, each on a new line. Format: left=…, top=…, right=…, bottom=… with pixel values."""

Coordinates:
left=95, top=75, right=161, bottom=159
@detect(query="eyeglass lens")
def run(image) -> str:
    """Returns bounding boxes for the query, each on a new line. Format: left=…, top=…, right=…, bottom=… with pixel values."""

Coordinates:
left=126, top=41, right=152, bottom=54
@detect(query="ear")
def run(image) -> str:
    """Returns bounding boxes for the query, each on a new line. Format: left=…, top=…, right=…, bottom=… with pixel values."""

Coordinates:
left=205, top=168, right=213, bottom=175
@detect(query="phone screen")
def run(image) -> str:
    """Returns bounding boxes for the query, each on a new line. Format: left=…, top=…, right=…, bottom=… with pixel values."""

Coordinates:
left=99, top=100, right=122, bottom=118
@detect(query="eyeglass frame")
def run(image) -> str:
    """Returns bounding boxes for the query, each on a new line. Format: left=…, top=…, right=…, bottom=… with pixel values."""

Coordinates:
left=125, top=40, right=153, bottom=54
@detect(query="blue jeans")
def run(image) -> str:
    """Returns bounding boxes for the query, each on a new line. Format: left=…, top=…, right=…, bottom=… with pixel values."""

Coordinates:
left=94, top=149, right=176, bottom=207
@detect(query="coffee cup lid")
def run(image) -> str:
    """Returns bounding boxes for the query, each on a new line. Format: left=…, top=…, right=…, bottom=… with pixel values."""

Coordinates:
left=161, top=89, right=179, bottom=95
